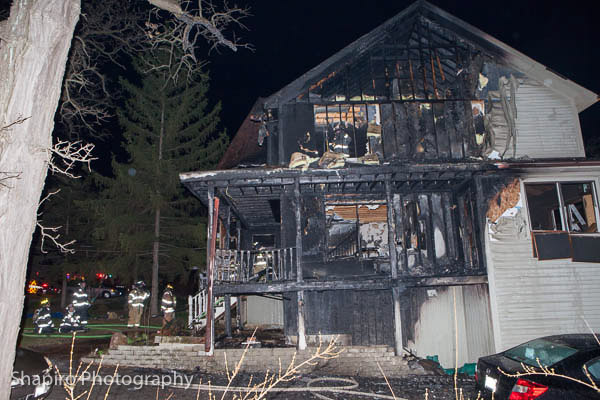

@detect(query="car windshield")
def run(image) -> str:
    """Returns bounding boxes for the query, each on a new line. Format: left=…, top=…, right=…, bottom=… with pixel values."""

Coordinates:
left=504, top=338, right=578, bottom=367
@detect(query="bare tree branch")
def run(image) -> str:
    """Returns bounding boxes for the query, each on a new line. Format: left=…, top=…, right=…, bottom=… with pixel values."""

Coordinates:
left=0, top=115, right=30, bottom=132
left=0, top=171, right=21, bottom=188
left=0, top=116, right=29, bottom=189
left=37, top=190, right=76, bottom=254
left=146, top=0, right=252, bottom=54
left=59, top=0, right=148, bottom=139
left=48, top=139, right=97, bottom=178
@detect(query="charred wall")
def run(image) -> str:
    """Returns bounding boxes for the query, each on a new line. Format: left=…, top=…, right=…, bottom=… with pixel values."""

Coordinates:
left=284, top=289, right=394, bottom=346
left=276, top=189, right=485, bottom=278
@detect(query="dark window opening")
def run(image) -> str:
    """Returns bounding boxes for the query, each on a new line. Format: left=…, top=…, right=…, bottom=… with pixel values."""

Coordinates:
left=525, top=184, right=564, bottom=231
left=268, top=199, right=281, bottom=223
left=525, top=181, right=600, bottom=262
left=325, top=203, right=388, bottom=260
left=561, top=183, right=597, bottom=233
left=313, top=104, right=382, bottom=159
left=252, top=234, right=275, bottom=249
left=525, top=182, right=598, bottom=233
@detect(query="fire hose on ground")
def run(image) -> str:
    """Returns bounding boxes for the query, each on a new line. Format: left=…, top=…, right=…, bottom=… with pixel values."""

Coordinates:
left=126, top=375, right=407, bottom=400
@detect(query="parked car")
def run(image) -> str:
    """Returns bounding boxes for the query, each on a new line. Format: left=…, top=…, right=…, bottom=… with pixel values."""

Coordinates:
left=66, top=284, right=123, bottom=299
left=476, top=334, right=600, bottom=399
left=11, top=348, right=53, bottom=400
left=88, top=284, right=123, bottom=299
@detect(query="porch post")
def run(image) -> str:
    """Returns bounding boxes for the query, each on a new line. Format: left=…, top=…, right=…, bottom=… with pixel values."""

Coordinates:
left=224, top=206, right=232, bottom=338
left=205, top=186, right=217, bottom=354
left=386, top=179, right=404, bottom=356
left=294, top=179, right=307, bottom=350
left=236, top=220, right=243, bottom=330
left=474, top=175, right=488, bottom=272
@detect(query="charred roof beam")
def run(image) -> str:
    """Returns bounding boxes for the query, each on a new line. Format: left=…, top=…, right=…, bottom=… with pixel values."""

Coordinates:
left=216, top=189, right=251, bottom=230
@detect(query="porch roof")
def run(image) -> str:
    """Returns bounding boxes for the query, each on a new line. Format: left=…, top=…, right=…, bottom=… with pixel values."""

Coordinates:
left=180, top=162, right=505, bottom=228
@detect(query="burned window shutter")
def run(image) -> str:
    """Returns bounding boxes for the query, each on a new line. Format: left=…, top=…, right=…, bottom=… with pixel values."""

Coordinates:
left=571, top=236, right=600, bottom=263
left=532, top=232, right=571, bottom=261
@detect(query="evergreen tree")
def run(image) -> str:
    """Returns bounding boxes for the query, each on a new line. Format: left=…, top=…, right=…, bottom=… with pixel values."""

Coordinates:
left=29, top=175, right=98, bottom=308
left=91, top=50, right=228, bottom=314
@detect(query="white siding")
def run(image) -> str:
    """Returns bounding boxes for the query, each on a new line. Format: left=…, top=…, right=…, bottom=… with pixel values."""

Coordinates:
left=405, top=284, right=494, bottom=368
left=242, top=295, right=284, bottom=328
left=514, top=82, right=584, bottom=159
left=486, top=180, right=600, bottom=352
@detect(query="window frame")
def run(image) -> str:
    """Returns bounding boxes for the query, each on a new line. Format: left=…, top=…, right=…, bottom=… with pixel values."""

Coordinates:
left=313, top=103, right=382, bottom=158
left=325, top=201, right=388, bottom=261
left=523, top=180, right=600, bottom=235
left=584, top=356, right=600, bottom=382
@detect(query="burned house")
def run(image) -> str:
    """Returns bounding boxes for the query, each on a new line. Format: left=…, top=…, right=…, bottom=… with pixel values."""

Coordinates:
left=181, top=1, right=599, bottom=368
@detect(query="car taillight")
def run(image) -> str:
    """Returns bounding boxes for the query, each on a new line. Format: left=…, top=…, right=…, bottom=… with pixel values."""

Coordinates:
left=509, top=378, right=548, bottom=400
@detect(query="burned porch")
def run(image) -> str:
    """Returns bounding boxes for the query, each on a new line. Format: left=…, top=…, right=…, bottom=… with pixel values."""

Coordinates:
left=181, top=162, right=503, bottom=361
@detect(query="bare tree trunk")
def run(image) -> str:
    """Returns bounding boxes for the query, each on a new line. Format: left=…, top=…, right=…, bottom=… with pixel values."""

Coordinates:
left=0, top=1, right=80, bottom=398
left=61, top=275, right=68, bottom=308
left=151, top=208, right=160, bottom=315
left=150, top=100, right=165, bottom=315
left=61, top=198, right=71, bottom=309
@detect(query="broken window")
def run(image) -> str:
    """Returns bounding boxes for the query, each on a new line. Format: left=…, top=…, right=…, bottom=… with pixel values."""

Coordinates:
left=525, top=182, right=598, bottom=233
left=525, top=184, right=564, bottom=231
left=525, top=182, right=600, bottom=262
left=325, top=202, right=388, bottom=260
left=561, top=183, right=597, bottom=233
left=313, top=104, right=382, bottom=159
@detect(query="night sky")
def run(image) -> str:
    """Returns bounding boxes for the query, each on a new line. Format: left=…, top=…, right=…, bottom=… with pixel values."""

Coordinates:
left=204, top=0, right=599, bottom=147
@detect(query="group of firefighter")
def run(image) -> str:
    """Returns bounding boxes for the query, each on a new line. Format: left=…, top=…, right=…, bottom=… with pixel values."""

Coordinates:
left=33, top=280, right=177, bottom=334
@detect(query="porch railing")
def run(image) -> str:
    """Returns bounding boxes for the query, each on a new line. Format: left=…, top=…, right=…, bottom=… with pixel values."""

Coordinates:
left=188, top=289, right=238, bottom=329
left=214, top=248, right=296, bottom=283
left=188, top=288, right=207, bottom=328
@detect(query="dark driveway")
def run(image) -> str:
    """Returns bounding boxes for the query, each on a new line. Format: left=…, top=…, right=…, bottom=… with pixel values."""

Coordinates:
left=44, top=366, right=478, bottom=400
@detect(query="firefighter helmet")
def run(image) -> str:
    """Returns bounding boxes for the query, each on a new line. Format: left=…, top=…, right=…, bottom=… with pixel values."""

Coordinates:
left=166, top=283, right=173, bottom=290
left=40, top=298, right=50, bottom=305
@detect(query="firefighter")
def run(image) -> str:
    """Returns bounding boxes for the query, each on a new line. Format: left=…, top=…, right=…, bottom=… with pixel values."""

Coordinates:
left=331, top=122, right=352, bottom=155
left=160, top=283, right=176, bottom=330
left=72, top=281, right=90, bottom=329
left=33, top=298, right=54, bottom=334
left=127, top=281, right=149, bottom=328
left=58, top=303, right=82, bottom=333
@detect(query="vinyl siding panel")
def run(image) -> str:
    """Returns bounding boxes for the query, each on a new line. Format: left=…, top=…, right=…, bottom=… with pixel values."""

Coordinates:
left=402, top=285, right=494, bottom=368
left=244, top=295, right=284, bottom=327
left=514, top=83, right=584, bottom=159
left=486, top=182, right=600, bottom=352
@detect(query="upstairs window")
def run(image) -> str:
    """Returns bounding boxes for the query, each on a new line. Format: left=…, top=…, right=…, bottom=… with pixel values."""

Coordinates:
left=313, top=104, right=382, bottom=159
left=525, top=182, right=598, bottom=233
left=525, top=181, right=600, bottom=262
